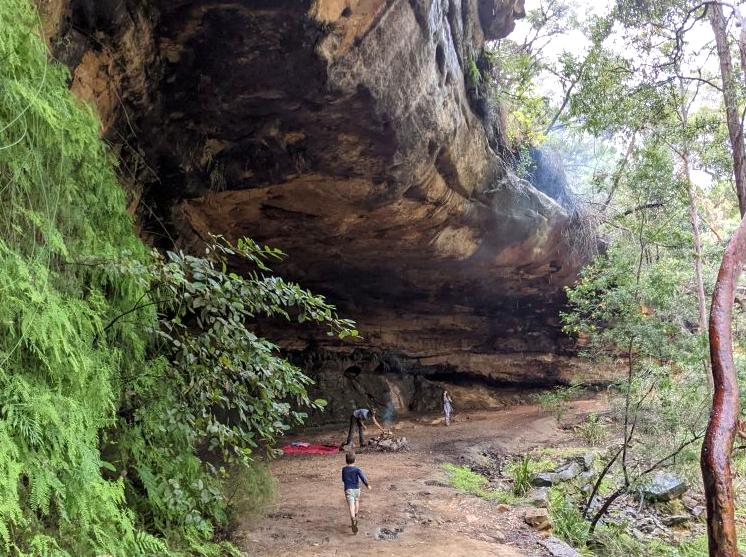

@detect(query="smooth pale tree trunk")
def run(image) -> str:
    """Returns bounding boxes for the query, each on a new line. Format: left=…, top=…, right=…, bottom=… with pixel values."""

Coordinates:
left=709, top=3, right=746, bottom=210
left=737, top=8, right=746, bottom=89
left=703, top=4, right=746, bottom=556
left=686, top=175, right=707, bottom=334
left=684, top=160, right=712, bottom=384
left=677, top=82, right=712, bottom=389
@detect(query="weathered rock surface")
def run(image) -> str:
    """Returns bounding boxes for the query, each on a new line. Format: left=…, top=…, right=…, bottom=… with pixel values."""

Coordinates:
left=531, top=472, right=557, bottom=488
left=40, top=0, right=609, bottom=401
left=539, top=537, right=581, bottom=557
left=570, top=452, right=595, bottom=471
left=528, top=487, right=550, bottom=508
left=523, top=507, right=552, bottom=530
left=554, top=461, right=582, bottom=482
left=640, top=472, right=688, bottom=502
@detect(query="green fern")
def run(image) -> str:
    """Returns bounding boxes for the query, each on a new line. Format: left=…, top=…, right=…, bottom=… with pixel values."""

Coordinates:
left=0, top=0, right=163, bottom=554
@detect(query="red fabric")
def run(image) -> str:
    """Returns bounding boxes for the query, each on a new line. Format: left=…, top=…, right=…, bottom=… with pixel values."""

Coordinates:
left=280, top=443, right=339, bottom=455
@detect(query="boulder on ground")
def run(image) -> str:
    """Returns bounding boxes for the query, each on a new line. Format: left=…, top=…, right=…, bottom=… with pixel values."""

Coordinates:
left=690, top=505, right=706, bottom=520
left=640, top=472, right=687, bottom=502
left=528, top=487, right=550, bottom=508
left=532, top=472, right=557, bottom=487
left=662, top=515, right=690, bottom=527
left=524, top=507, right=552, bottom=530
left=554, top=461, right=582, bottom=482
left=569, top=452, right=595, bottom=471
left=539, top=536, right=582, bottom=557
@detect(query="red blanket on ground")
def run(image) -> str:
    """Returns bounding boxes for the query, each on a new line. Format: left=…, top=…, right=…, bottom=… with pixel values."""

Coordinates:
left=280, top=443, right=339, bottom=455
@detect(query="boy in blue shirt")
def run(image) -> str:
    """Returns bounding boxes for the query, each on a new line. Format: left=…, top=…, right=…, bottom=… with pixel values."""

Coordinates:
left=342, top=452, right=371, bottom=534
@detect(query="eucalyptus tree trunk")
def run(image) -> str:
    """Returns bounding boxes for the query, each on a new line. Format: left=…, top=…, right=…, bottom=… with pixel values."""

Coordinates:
left=684, top=161, right=711, bottom=383
left=702, top=4, right=746, bottom=555
left=677, top=81, right=711, bottom=389
left=709, top=2, right=746, bottom=210
left=686, top=171, right=707, bottom=332
left=702, top=212, right=746, bottom=557
left=737, top=8, right=746, bottom=89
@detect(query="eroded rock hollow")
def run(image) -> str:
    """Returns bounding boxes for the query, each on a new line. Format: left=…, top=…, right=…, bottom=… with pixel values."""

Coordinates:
left=41, top=0, right=601, bottom=419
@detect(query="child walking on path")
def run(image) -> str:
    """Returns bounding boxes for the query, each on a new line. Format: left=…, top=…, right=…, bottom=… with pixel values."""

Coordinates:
left=341, top=452, right=371, bottom=534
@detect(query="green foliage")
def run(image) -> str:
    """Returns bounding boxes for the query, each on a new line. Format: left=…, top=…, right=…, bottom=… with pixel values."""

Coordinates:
left=568, top=46, right=670, bottom=136
left=443, top=456, right=557, bottom=503
left=108, top=237, right=355, bottom=544
left=442, top=464, right=489, bottom=496
left=0, top=2, right=356, bottom=554
left=484, top=0, right=581, bottom=147
left=504, top=0, right=746, bottom=553
left=441, top=464, right=518, bottom=504
left=223, top=462, right=277, bottom=523
left=562, top=232, right=710, bottom=448
left=487, top=40, right=549, bottom=146
left=466, top=55, right=482, bottom=88
left=0, top=1, right=162, bottom=553
left=576, top=414, right=606, bottom=446
left=549, top=486, right=714, bottom=557
left=535, top=385, right=582, bottom=424
left=548, top=488, right=589, bottom=549
left=503, top=454, right=553, bottom=496
left=509, top=455, right=534, bottom=496
left=513, top=144, right=534, bottom=178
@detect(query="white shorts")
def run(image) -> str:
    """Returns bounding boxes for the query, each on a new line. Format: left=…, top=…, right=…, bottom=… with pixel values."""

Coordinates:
left=345, top=488, right=361, bottom=503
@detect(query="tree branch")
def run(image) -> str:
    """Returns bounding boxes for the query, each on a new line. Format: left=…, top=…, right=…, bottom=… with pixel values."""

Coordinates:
left=615, top=202, right=665, bottom=218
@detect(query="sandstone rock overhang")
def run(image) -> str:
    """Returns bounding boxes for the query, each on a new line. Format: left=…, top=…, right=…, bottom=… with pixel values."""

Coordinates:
left=42, top=0, right=597, bottom=385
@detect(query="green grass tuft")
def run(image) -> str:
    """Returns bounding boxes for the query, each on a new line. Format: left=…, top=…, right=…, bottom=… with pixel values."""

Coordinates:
left=441, top=464, right=522, bottom=504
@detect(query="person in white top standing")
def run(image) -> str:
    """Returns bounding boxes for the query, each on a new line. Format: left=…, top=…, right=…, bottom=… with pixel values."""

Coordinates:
left=443, top=390, right=453, bottom=426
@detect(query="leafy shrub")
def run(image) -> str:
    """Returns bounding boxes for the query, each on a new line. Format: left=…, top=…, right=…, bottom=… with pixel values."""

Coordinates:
left=466, top=56, right=482, bottom=88
left=535, top=385, right=583, bottom=423
left=508, top=455, right=533, bottom=496
left=107, top=237, right=356, bottom=544
left=224, top=461, right=277, bottom=524
left=548, top=488, right=589, bottom=548
left=442, top=464, right=489, bottom=496
left=576, top=413, right=606, bottom=446
left=441, top=464, right=518, bottom=504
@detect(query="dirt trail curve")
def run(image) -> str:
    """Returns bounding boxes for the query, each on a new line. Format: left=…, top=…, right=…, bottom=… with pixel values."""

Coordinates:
left=236, top=400, right=604, bottom=557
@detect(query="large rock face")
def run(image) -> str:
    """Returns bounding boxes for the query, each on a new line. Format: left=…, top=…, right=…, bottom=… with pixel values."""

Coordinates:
left=40, top=0, right=604, bottom=417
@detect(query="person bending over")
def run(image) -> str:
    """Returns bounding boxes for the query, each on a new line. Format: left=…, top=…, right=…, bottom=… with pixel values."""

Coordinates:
left=342, top=451, right=371, bottom=534
left=345, top=407, right=384, bottom=448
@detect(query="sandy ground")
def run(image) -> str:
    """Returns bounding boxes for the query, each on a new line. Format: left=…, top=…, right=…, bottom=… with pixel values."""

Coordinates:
left=236, top=399, right=604, bottom=557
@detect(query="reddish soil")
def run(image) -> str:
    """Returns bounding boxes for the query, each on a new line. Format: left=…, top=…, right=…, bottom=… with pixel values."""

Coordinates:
left=236, top=399, right=604, bottom=557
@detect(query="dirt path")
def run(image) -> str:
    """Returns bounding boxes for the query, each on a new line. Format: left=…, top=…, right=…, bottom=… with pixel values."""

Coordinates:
left=236, top=399, right=604, bottom=557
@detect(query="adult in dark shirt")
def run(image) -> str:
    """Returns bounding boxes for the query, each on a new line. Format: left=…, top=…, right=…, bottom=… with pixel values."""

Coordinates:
left=345, top=407, right=384, bottom=447
left=342, top=451, right=371, bottom=533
